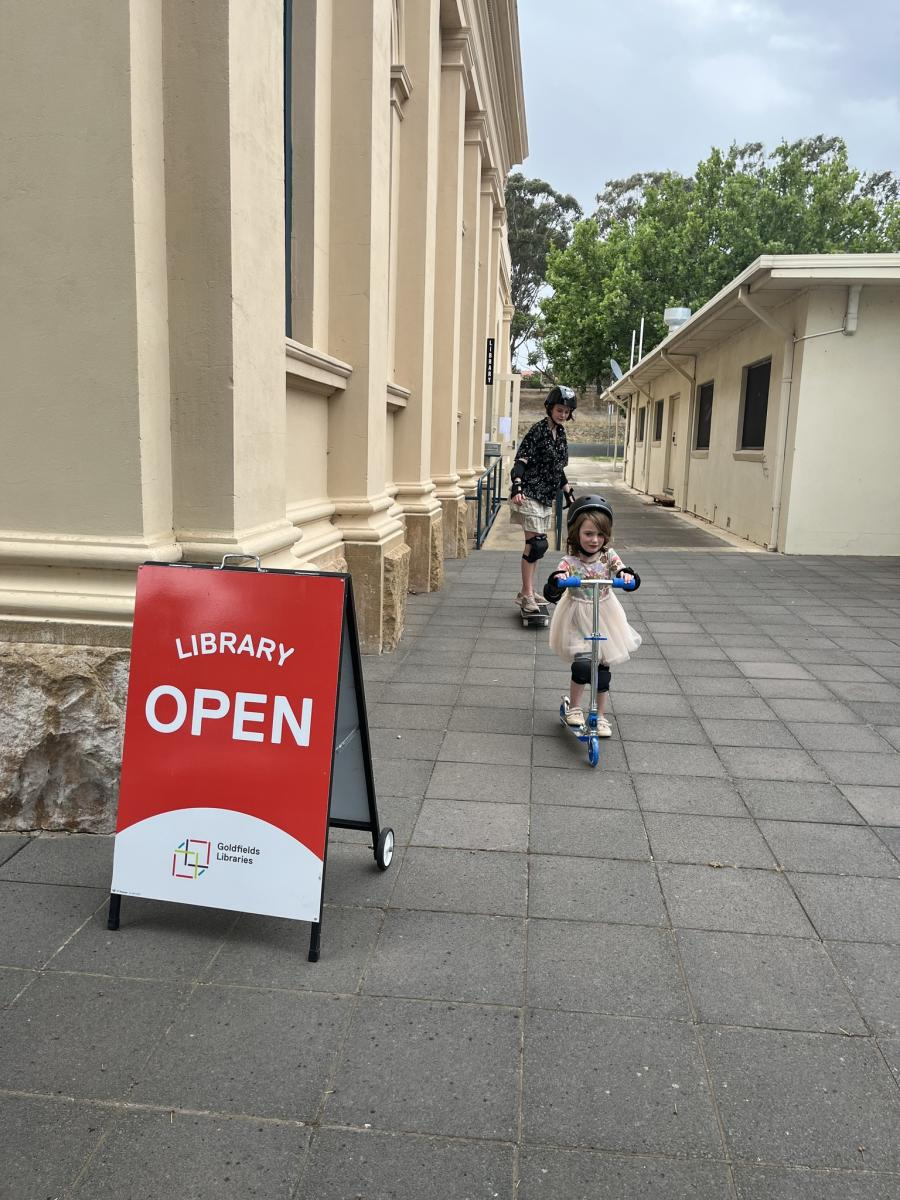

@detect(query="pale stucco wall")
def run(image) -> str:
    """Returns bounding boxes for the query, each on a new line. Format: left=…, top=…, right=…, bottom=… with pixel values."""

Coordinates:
left=783, top=286, right=900, bottom=555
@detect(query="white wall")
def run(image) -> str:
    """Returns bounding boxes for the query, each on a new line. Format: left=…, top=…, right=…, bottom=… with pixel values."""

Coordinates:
left=784, top=286, right=900, bottom=555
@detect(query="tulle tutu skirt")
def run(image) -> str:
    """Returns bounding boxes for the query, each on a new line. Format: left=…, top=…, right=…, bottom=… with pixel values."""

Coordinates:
left=549, top=589, right=642, bottom=667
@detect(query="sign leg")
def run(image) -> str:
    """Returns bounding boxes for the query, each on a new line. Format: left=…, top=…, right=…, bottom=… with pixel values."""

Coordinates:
left=308, top=920, right=321, bottom=962
left=107, top=894, right=122, bottom=931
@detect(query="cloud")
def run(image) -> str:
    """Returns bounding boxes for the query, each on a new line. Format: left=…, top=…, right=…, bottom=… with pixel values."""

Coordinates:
left=689, top=53, right=804, bottom=114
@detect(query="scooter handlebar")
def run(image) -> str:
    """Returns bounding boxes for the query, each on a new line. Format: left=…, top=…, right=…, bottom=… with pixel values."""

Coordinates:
left=556, top=575, right=636, bottom=591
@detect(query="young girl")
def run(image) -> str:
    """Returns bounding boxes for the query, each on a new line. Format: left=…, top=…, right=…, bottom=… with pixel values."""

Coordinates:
left=543, top=495, right=642, bottom=734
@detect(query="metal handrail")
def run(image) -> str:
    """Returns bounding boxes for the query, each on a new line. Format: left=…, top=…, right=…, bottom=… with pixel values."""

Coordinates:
left=466, top=456, right=504, bottom=549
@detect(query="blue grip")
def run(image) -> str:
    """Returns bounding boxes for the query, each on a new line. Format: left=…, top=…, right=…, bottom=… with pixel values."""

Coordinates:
left=557, top=576, right=581, bottom=588
left=613, top=576, right=637, bottom=591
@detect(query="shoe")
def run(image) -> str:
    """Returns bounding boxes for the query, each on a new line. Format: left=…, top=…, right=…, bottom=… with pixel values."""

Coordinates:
left=565, top=706, right=585, bottom=728
left=597, top=716, right=612, bottom=738
left=517, top=592, right=540, bottom=615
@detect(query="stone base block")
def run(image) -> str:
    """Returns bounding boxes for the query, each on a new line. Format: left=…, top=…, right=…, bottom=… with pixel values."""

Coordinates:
left=382, top=541, right=411, bottom=653
left=404, top=511, right=444, bottom=593
left=343, top=539, right=410, bottom=654
left=0, top=643, right=130, bottom=832
left=439, top=497, right=469, bottom=560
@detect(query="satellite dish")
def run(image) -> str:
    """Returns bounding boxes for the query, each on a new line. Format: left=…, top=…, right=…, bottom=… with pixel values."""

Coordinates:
left=610, top=359, right=623, bottom=381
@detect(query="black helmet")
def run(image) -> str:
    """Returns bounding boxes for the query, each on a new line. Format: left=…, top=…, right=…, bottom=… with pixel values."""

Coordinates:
left=567, top=494, right=613, bottom=528
left=545, top=385, right=577, bottom=416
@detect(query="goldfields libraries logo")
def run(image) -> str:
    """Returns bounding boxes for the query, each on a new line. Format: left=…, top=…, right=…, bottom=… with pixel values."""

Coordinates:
left=171, top=838, right=211, bottom=879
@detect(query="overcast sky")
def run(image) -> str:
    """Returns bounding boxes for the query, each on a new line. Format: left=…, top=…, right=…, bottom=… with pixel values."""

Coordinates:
left=517, top=0, right=900, bottom=212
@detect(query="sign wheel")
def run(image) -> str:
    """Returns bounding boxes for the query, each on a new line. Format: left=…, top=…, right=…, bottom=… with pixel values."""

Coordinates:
left=375, top=828, right=395, bottom=870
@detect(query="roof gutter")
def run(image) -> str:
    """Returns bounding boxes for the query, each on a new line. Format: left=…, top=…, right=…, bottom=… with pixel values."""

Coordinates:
left=736, top=286, right=794, bottom=552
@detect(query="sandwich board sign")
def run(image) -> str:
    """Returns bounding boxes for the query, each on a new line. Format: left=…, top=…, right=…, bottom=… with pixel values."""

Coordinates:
left=108, top=560, right=392, bottom=960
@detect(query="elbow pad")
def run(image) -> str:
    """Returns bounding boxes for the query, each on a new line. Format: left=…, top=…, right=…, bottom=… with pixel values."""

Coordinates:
left=511, top=460, right=526, bottom=482
left=617, top=567, right=641, bottom=590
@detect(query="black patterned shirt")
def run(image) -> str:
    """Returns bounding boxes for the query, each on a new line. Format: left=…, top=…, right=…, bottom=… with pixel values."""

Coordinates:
left=513, top=419, right=569, bottom=507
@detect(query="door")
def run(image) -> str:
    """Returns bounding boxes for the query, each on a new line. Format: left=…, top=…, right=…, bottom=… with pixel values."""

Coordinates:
left=663, top=394, right=679, bottom=494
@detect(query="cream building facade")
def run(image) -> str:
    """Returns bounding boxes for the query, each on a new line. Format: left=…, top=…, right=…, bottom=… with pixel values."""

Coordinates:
left=0, top=0, right=527, bottom=829
left=610, top=255, right=900, bottom=556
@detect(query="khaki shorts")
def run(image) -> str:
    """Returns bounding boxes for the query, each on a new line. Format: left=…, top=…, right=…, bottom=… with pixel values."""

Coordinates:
left=509, top=495, right=554, bottom=533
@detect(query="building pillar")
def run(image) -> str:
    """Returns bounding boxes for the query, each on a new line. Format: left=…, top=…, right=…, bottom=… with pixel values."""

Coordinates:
left=327, top=0, right=407, bottom=651
left=456, top=119, right=486, bottom=507
left=390, top=0, right=444, bottom=592
left=431, top=35, right=471, bottom=559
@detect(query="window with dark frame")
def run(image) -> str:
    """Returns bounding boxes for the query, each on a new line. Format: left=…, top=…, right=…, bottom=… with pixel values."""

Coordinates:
left=740, top=359, right=771, bottom=450
left=695, top=381, right=714, bottom=450
left=637, top=406, right=646, bottom=442
left=653, top=400, right=664, bottom=442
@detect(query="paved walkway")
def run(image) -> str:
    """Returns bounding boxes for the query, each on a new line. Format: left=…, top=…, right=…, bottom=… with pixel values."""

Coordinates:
left=2, top=488, right=900, bottom=1198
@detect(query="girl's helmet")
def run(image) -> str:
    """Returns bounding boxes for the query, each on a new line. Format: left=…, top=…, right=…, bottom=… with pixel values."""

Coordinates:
left=544, top=385, right=577, bottom=416
left=567, top=494, right=613, bottom=528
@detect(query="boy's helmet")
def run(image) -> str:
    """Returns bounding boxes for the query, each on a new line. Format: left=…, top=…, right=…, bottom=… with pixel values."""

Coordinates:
left=544, top=385, right=577, bottom=415
left=567, top=494, right=613, bottom=528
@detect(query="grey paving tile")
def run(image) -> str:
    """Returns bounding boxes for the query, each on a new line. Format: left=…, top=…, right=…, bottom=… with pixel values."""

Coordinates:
left=689, top=696, right=778, bottom=720
left=787, top=722, right=894, bottom=753
left=875, top=825, right=900, bottom=859
left=71, top=1110, right=309, bottom=1199
left=612, top=671, right=683, bottom=694
left=1, top=972, right=189, bottom=1099
left=362, top=910, right=524, bottom=1005
left=680, top=676, right=759, bottom=697
left=0, top=965, right=34, bottom=1006
left=368, top=702, right=453, bottom=730
left=634, top=774, right=747, bottom=817
left=530, top=767, right=638, bottom=809
left=768, top=698, right=864, bottom=724
left=456, top=684, right=535, bottom=709
left=624, top=743, right=726, bottom=777
left=532, top=734, right=628, bottom=773
left=0, top=1096, right=107, bottom=1200
left=700, top=718, right=799, bottom=748
left=425, top=761, right=531, bottom=803
left=326, top=996, right=519, bottom=1139
left=392, top=663, right=467, bottom=684
left=734, top=1164, right=900, bottom=1200
left=813, top=751, right=900, bottom=787
left=677, top=930, right=865, bottom=1034
left=392, top=847, right=527, bottom=916
left=526, top=920, right=688, bottom=1018
left=528, top=856, right=666, bottom=925
left=371, top=727, right=445, bottom=760
left=759, top=820, right=900, bottom=877
left=607, top=691, right=695, bottom=716
left=329, top=794, right=421, bottom=850
left=322, top=839, right=404, bottom=908
left=831, top=680, right=900, bottom=702
left=529, top=806, right=650, bottom=859
left=737, top=780, right=863, bottom=824
left=208, top=906, right=382, bottom=992
left=839, top=785, right=900, bottom=826
left=717, top=747, right=827, bottom=782
left=0, top=833, right=31, bottom=867
left=448, top=705, right=534, bottom=733
left=296, top=1129, right=513, bottom=1200
left=411, top=798, right=528, bottom=851
left=524, top=1010, right=722, bottom=1156
left=665, top=659, right=742, bottom=677
left=378, top=681, right=460, bottom=706
left=658, top=865, right=814, bottom=936
left=0, top=881, right=106, bottom=969
left=372, top=756, right=434, bottom=798
left=788, top=873, right=900, bottom=943
left=438, top=730, right=532, bottom=765
left=826, top=941, right=900, bottom=1037
left=518, top=1146, right=731, bottom=1198
left=749, top=678, right=834, bottom=700
left=645, top=813, right=775, bottom=868
left=134, top=985, right=351, bottom=1119
left=702, top=1026, right=900, bottom=1170
left=616, top=714, right=709, bottom=744
left=49, top=897, right=236, bottom=980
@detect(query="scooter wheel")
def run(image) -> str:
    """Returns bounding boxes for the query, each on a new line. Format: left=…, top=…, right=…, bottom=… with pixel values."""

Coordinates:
left=587, top=737, right=600, bottom=768
left=375, top=828, right=395, bottom=870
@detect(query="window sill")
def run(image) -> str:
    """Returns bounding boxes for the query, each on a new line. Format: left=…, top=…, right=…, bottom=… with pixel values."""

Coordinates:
left=733, top=449, right=764, bottom=462
left=285, top=339, right=352, bottom=397
left=387, top=382, right=411, bottom=412
left=691, top=449, right=709, bottom=459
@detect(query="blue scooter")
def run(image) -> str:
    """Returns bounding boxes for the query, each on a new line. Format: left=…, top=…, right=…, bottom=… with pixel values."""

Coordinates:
left=556, top=575, right=636, bottom=767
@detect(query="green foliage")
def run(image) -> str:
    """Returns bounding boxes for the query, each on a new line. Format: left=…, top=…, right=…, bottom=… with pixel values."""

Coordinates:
left=505, top=172, right=582, bottom=363
left=537, top=137, right=900, bottom=390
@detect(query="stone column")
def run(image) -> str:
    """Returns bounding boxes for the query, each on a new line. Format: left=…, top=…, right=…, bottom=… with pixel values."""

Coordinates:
left=327, top=0, right=407, bottom=651
left=389, top=0, right=444, bottom=593
left=456, top=118, right=486, bottom=504
left=430, top=35, right=471, bottom=559
left=164, top=0, right=297, bottom=565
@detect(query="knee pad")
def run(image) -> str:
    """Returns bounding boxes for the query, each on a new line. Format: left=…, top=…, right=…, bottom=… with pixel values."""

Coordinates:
left=596, top=665, right=611, bottom=694
left=571, top=655, right=591, bottom=685
left=523, top=533, right=548, bottom=563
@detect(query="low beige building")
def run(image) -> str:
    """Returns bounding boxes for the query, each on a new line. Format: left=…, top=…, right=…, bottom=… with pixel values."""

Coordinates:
left=609, top=255, right=900, bottom=555
left=0, top=0, right=526, bottom=829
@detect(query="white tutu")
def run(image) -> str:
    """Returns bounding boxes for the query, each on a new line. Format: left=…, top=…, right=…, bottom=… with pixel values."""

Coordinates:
left=549, top=587, right=642, bottom=667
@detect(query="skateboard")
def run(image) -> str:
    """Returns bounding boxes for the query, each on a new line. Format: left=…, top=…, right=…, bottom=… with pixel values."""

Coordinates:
left=518, top=598, right=550, bottom=628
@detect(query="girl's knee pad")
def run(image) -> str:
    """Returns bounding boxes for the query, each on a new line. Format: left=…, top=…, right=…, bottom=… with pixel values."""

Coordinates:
left=596, top=665, right=611, bottom=694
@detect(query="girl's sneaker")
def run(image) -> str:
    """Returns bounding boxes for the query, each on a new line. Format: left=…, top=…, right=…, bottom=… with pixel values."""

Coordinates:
left=597, top=716, right=612, bottom=737
left=565, top=706, right=585, bottom=728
